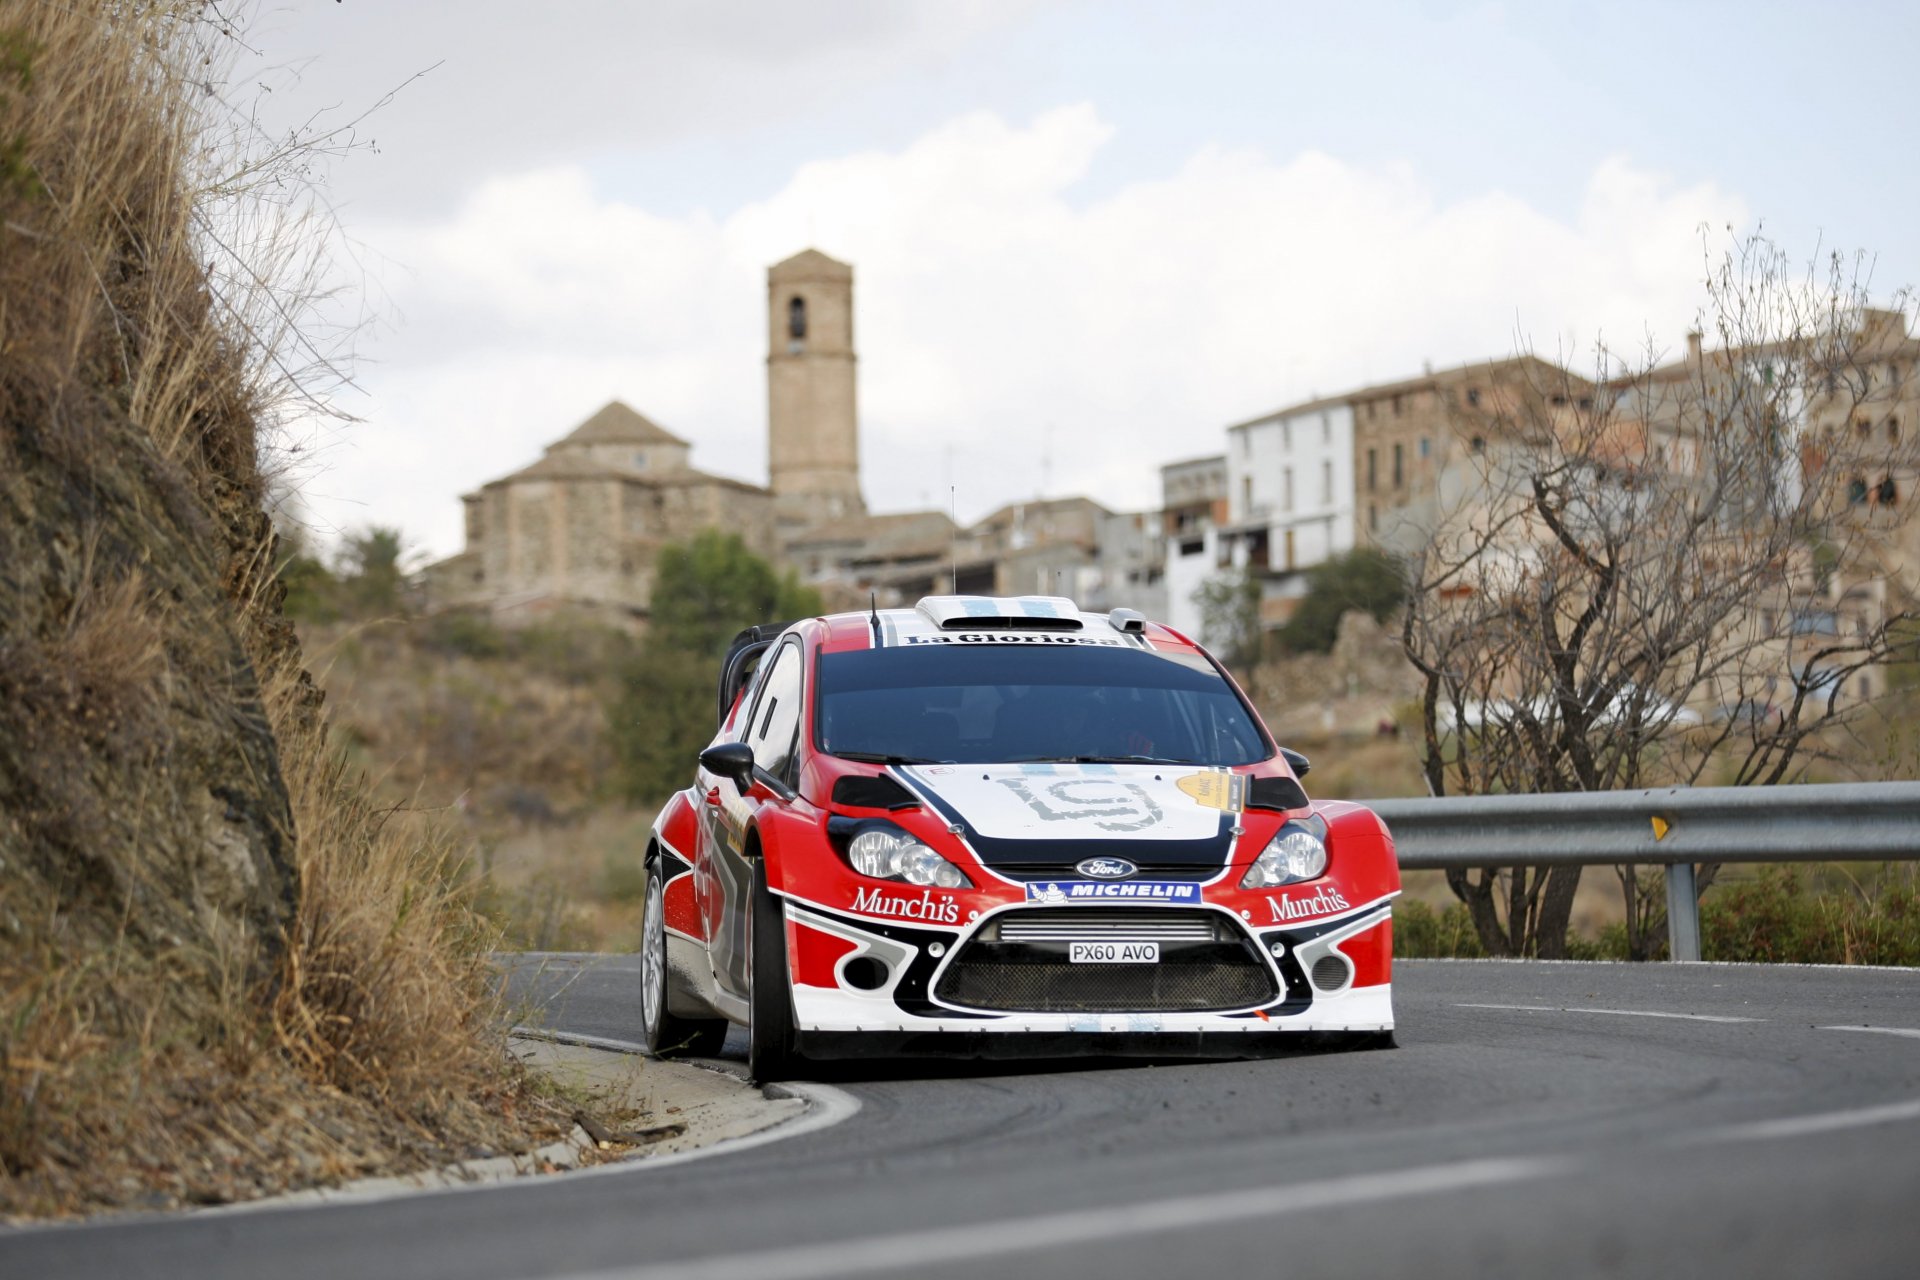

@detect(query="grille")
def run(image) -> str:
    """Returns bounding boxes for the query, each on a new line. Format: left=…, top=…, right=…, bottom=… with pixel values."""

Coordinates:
left=936, top=959, right=1276, bottom=1013
left=936, top=909, right=1277, bottom=1013
left=992, top=909, right=1225, bottom=944
left=1310, top=954, right=1352, bottom=991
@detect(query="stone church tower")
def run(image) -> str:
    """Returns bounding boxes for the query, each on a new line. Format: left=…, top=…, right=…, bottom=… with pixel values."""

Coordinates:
left=767, top=249, right=865, bottom=536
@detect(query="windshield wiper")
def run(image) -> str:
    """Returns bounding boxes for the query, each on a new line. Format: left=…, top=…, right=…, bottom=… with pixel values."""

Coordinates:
left=831, top=751, right=944, bottom=765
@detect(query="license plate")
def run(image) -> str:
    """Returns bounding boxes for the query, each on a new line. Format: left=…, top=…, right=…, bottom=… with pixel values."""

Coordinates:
left=1068, top=941, right=1160, bottom=964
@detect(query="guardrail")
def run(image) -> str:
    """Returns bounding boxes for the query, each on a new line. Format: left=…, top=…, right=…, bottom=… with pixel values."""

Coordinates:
left=1368, top=782, right=1920, bottom=961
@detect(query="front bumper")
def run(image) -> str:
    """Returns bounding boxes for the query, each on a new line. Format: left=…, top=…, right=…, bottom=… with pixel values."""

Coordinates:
left=782, top=889, right=1396, bottom=1041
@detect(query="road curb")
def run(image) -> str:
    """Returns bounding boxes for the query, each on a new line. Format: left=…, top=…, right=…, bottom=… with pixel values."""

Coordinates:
left=201, top=1032, right=809, bottom=1217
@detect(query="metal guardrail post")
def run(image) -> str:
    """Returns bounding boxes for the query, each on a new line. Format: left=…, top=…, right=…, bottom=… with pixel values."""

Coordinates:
left=1665, top=863, right=1700, bottom=962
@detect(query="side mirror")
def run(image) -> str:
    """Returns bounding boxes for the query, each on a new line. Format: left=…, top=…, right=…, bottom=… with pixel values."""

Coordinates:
left=1280, top=747, right=1311, bottom=778
left=699, top=741, right=756, bottom=790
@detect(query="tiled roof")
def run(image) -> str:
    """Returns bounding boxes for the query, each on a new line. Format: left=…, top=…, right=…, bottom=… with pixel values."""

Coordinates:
left=550, top=400, right=688, bottom=449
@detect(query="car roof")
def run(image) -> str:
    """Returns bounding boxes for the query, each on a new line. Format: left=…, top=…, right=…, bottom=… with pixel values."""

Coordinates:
left=810, top=594, right=1200, bottom=655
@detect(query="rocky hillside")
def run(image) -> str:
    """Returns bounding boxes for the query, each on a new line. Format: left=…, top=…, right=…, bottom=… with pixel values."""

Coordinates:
left=0, top=3, right=559, bottom=1216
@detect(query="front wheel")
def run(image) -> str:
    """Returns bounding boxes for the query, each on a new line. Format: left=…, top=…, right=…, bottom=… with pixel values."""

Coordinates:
left=746, top=860, right=801, bottom=1083
left=641, top=860, right=728, bottom=1057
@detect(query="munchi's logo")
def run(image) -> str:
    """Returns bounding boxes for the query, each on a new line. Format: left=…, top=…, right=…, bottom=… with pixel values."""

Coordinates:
left=1267, top=886, right=1351, bottom=923
left=852, top=885, right=960, bottom=924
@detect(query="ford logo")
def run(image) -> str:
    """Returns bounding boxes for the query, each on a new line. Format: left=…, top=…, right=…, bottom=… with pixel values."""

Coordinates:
left=1076, top=857, right=1137, bottom=879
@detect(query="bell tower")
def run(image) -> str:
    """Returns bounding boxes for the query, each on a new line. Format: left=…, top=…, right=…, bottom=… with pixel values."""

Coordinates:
left=767, top=248, right=864, bottom=537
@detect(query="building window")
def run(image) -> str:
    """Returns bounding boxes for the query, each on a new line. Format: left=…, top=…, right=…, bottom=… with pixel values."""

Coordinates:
left=788, top=295, right=807, bottom=340
left=1391, top=394, right=1403, bottom=417
left=1470, top=436, right=1486, bottom=455
left=1321, top=413, right=1331, bottom=443
left=1392, top=443, right=1404, bottom=488
left=631, top=450, right=648, bottom=470
left=1879, top=476, right=1899, bottom=506
left=1856, top=416, right=1871, bottom=437
left=1848, top=477, right=1869, bottom=505
left=1241, top=475, right=1253, bottom=515
left=1284, top=529, right=1296, bottom=571
left=1368, top=504, right=1378, bottom=532
left=1367, top=448, right=1378, bottom=492
left=1321, top=460, right=1333, bottom=503
left=1466, top=388, right=1482, bottom=407
left=1890, top=417, right=1901, bottom=444
left=1419, top=437, right=1430, bottom=459
left=1282, top=467, right=1294, bottom=512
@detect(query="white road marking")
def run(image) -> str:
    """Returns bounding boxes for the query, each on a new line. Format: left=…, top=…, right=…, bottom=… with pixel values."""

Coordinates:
left=1690, top=1098, right=1920, bottom=1144
left=1456, top=1003, right=1762, bottom=1023
left=1408, top=958, right=1920, bottom=974
left=1819, top=1025, right=1920, bottom=1040
left=564, top=1156, right=1571, bottom=1280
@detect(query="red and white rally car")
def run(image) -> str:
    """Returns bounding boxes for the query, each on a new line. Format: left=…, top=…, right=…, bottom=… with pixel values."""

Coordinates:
left=639, top=595, right=1400, bottom=1080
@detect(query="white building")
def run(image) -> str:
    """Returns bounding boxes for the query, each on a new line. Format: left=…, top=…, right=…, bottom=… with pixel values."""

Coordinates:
left=1219, top=395, right=1356, bottom=626
left=1158, top=454, right=1226, bottom=640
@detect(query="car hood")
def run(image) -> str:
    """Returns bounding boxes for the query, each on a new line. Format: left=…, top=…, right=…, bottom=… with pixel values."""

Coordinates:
left=896, top=762, right=1238, bottom=869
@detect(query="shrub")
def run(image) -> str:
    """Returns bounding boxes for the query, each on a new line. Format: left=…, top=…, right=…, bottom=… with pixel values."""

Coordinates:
left=1277, top=548, right=1405, bottom=654
left=1701, top=866, right=1920, bottom=966
left=1392, top=898, right=1488, bottom=958
left=609, top=532, right=821, bottom=803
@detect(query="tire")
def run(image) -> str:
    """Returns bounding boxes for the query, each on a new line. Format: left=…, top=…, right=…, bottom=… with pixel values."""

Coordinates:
left=641, top=860, right=728, bottom=1058
left=746, top=859, right=801, bottom=1083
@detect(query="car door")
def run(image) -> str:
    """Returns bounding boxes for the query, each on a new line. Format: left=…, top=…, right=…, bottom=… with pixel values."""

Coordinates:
left=706, top=637, right=804, bottom=1000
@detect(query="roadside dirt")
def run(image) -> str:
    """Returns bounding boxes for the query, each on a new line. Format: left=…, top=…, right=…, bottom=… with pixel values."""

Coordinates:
left=228, top=1038, right=806, bottom=1211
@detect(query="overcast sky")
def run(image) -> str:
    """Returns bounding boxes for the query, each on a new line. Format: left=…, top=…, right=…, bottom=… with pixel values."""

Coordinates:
left=230, top=1, right=1920, bottom=559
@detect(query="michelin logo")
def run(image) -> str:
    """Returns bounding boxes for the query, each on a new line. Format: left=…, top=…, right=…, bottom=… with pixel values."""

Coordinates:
left=1025, top=881, right=1199, bottom=904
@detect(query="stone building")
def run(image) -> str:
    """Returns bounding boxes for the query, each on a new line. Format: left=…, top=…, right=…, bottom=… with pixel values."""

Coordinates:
left=1348, top=355, right=1593, bottom=554
left=767, top=249, right=866, bottom=538
left=423, top=401, right=775, bottom=627
left=424, top=247, right=880, bottom=627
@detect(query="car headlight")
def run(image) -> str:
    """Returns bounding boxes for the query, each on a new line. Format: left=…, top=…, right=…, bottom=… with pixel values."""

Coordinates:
left=847, top=827, right=973, bottom=889
left=1240, top=817, right=1328, bottom=889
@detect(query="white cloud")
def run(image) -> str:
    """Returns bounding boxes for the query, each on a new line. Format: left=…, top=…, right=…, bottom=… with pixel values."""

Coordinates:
left=296, top=106, right=1746, bottom=557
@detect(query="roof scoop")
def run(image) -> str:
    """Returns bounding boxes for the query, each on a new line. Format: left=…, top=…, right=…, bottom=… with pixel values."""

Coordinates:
left=916, top=595, right=1084, bottom=631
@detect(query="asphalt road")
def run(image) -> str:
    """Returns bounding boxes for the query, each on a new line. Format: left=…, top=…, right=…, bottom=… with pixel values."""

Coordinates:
left=8, top=958, right=1919, bottom=1279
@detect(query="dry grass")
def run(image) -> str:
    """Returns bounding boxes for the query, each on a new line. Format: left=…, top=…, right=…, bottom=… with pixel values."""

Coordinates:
left=477, top=807, right=658, bottom=952
left=0, top=1, right=567, bottom=1218
left=298, top=616, right=654, bottom=952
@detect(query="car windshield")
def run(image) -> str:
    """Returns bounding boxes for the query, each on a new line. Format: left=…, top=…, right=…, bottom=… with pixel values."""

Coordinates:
left=816, top=643, right=1270, bottom=766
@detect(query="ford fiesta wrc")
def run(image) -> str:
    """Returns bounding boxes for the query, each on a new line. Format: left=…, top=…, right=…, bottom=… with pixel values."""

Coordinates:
left=639, top=595, right=1401, bottom=1081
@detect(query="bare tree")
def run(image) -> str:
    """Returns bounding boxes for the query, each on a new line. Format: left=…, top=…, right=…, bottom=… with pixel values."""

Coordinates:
left=1400, top=235, right=1920, bottom=958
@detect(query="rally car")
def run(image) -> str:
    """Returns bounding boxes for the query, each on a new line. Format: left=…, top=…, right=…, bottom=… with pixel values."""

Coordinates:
left=639, top=595, right=1400, bottom=1080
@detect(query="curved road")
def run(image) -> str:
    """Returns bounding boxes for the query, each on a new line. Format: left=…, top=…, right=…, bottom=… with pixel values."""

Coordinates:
left=7, top=959, right=1919, bottom=1278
